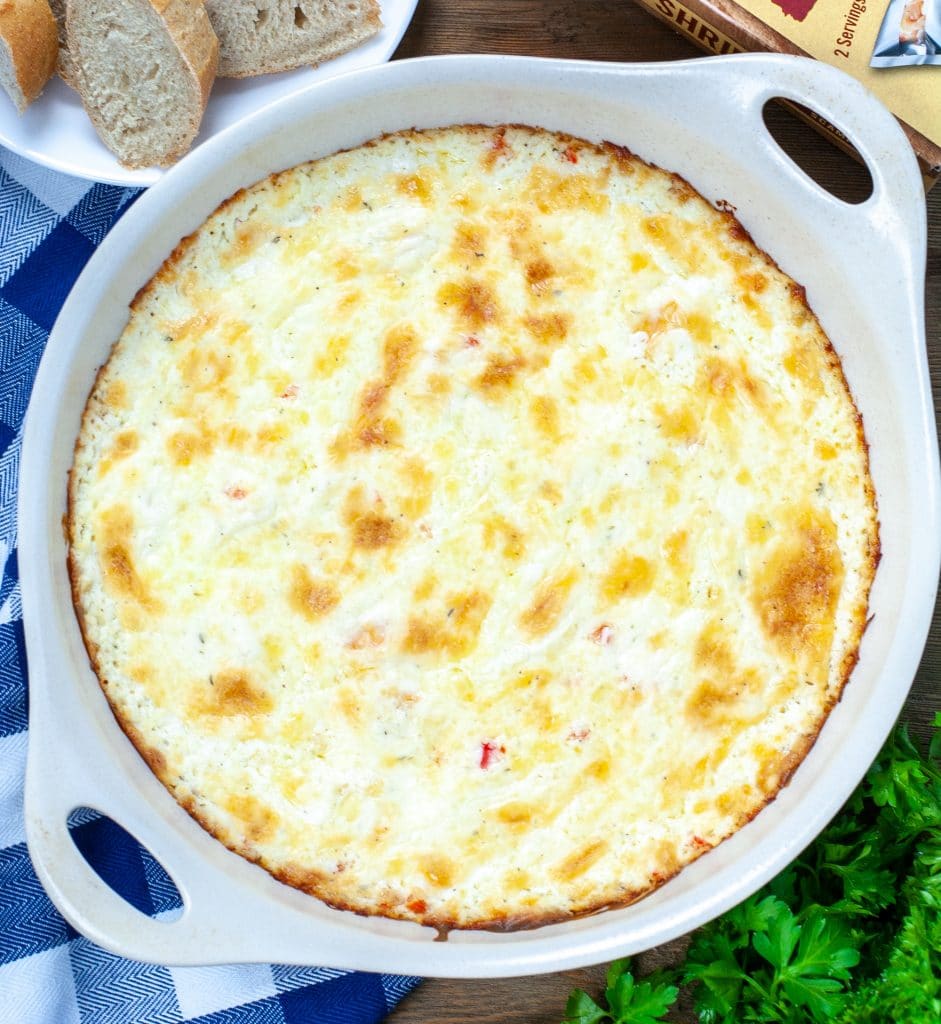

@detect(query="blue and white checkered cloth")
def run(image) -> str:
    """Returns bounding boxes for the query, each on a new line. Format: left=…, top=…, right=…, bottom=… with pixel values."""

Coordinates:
left=0, top=146, right=420, bottom=1023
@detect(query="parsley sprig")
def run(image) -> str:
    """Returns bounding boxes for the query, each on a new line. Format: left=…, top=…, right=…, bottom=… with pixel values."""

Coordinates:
left=562, top=714, right=941, bottom=1024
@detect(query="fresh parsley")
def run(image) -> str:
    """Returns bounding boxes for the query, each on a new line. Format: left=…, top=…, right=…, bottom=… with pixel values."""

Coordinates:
left=562, top=714, right=941, bottom=1024
left=563, top=959, right=679, bottom=1024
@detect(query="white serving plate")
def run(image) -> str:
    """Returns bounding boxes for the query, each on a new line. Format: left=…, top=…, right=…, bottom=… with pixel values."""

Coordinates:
left=20, top=53, right=940, bottom=977
left=0, top=0, right=418, bottom=186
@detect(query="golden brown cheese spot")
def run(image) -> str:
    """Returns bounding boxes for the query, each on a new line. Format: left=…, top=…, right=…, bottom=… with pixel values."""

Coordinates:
left=399, top=458, right=434, bottom=520
left=425, top=372, right=451, bottom=396
left=419, top=854, right=456, bottom=888
left=203, top=669, right=274, bottom=717
left=751, top=504, right=844, bottom=666
left=254, top=421, right=289, bottom=450
left=654, top=839, right=681, bottom=879
left=452, top=221, right=487, bottom=261
left=170, top=311, right=217, bottom=347
left=396, top=170, right=433, bottom=204
left=630, top=252, right=650, bottom=273
left=655, top=402, right=700, bottom=445
left=336, top=685, right=363, bottom=726
left=530, top=394, right=561, bottom=443
left=601, top=553, right=654, bottom=603
left=104, top=379, right=128, bottom=410
left=784, top=338, right=827, bottom=396
left=336, top=289, right=362, bottom=317
left=520, top=571, right=576, bottom=638
left=403, top=590, right=492, bottom=659
left=552, top=839, right=608, bottom=882
left=382, top=324, right=419, bottom=383
left=312, top=333, right=350, bottom=379
left=332, top=252, right=360, bottom=281
left=413, top=572, right=438, bottom=601
left=333, top=325, right=419, bottom=456
left=585, top=758, right=611, bottom=782
left=662, top=529, right=691, bottom=586
left=480, top=126, right=511, bottom=169
left=437, top=278, right=501, bottom=329
left=97, top=506, right=160, bottom=611
left=482, top=515, right=525, bottom=561
left=526, top=167, right=610, bottom=215
left=98, top=430, right=139, bottom=476
left=350, top=511, right=399, bottom=550
left=475, top=355, right=526, bottom=393
left=341, top=185, right=364, bottom=212
left=740, top=291, right=773, bottom=329
left=716, top=787, right=753, bottom=819
left=230, top=219, right=273, bottom=266
left=740, top=271, right=768, bottom=294
left=695, top=621, right=736, bottom=678
left=698, top=355, right=767, bottom=424
left=167, top=426, right=214, bottom=466
left=351, top=383, right=401, bottom=450
left=539, top=480, right=563, bottom=505
left=525, top=257, right=555, bottom=296
left=746, top=513, right=772, bottom=544
left=685, top=310, right=714, bottom=346
left=641, top=215, right=685, bottom=261
left=662, top=754, right=708, bottom=811
left=685, top=623, right=765, bottom=730
left=494, top=801, right=536, bottom=831
left=523, top=311, right=570, bottom=346
left=815, top=440, right=837, bottom=461
left=756, top=742, right=807, bottom=796
left=685, top=680, right=739, bottom=728
left=222, top=423, right=251, bottom=450
left=262, top=634, right=284, bottom=671
left=289, top=564, right=340, bottom=621
left=640, top=300, right=683, bottom=342
left=502, top=868, right=532, bottom=894
left=225, top=793, right=279, bottom=844
left=179, top=347, right=231, bottom=392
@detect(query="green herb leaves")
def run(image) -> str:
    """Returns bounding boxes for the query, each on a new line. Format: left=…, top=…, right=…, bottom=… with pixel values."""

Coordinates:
left=563, top=960, right=679, bottom=1024
left=561, top=716, right=941, bottom=1024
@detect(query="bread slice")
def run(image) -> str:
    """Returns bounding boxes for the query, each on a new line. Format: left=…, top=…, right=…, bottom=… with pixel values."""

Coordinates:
left=0, top=0, right=58, bottom=113
left=204, top=0, right=381, bottom=78
left=66, top=0, right=218, bottom=168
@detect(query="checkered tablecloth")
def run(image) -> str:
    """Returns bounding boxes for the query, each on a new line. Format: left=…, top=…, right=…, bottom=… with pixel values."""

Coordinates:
left=0, top=146, right=420, bottom=1023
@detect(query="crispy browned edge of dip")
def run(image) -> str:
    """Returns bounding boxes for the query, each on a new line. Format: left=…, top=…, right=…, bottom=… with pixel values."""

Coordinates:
left=65, top=124, right=881, bottom=934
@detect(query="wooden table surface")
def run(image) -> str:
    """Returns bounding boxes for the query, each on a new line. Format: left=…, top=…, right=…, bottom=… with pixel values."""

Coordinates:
left=385, top=3, right=941, bottom=1021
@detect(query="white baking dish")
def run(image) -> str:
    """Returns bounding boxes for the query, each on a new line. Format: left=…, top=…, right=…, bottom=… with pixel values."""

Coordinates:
left=20, top=53, right=940, bottom=977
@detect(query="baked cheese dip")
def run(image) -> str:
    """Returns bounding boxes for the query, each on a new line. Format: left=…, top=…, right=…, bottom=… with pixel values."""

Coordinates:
left=68, top=125, right=878, bottom=931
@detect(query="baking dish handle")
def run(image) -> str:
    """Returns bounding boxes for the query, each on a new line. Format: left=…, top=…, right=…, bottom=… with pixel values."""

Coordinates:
left=25, top=717, right=248, bottom=964
left=718, top=54, right=925, bottom=249
left=27, top=803, right=193, bottom=959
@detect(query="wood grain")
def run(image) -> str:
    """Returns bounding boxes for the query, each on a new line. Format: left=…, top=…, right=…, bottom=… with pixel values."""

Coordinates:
left=385, top=3, right=941, bottom=1021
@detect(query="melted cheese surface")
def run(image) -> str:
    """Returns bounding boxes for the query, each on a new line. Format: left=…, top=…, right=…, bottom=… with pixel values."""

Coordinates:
left=69, top=126, right=878, bottom=929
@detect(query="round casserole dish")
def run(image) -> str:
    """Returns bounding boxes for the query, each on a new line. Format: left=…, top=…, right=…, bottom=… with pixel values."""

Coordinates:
left=20, top=53, right=940, bottom=976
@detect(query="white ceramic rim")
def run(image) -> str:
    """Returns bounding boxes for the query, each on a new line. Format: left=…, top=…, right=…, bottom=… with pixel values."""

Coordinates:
left=20, top=53, right=941, bottom=977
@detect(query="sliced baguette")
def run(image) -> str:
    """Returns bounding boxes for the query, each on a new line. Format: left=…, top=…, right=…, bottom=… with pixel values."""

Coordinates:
left=204, top=0, right=381, bottom=78
left=0, top=0, right=58, bottom=113
left=66, top=0, right=218, bottom=168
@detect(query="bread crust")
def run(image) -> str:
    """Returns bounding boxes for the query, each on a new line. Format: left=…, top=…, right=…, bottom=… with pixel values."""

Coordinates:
left=0, top=0, right=58, bottom=112
left=66, top=0, right=218, bottom=168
